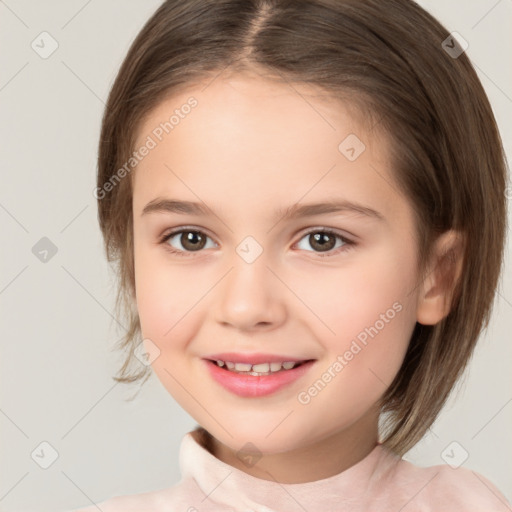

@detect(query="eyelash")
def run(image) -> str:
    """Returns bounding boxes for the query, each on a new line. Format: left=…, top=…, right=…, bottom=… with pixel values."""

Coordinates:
left=158, top=226, right=355, bottom=258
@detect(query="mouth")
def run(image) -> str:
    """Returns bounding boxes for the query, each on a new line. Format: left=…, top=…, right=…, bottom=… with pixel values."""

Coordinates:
left=203, top=357, right=317, bottom=397
left=206, top=358, right=314, bottom=376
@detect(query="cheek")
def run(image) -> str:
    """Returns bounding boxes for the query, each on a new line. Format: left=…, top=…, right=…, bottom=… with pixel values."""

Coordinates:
left=300, top=245, right=416, bottom=338
left=300, top=245, right=417, bottom=389
left=134, top=246, right=193, bottom=344
left=134, top=251, right=202, bottom=404
left=297, top=290, right=415, bottom=434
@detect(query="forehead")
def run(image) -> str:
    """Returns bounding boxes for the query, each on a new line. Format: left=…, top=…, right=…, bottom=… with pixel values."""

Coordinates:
left=131, top=73, right=401, bottom=223
left=134, top=72, right=374, bottom=149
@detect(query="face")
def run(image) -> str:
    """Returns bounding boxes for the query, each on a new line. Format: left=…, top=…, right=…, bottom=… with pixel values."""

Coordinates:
left=131, top=72, right=421, bottom=457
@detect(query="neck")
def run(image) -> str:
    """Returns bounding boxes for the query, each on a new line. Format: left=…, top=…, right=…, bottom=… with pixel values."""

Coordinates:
left=204, top=406, right=380, bottom=484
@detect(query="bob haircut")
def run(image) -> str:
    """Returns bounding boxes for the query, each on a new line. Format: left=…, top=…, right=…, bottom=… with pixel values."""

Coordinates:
left=95, top=0, right=507, bottom=456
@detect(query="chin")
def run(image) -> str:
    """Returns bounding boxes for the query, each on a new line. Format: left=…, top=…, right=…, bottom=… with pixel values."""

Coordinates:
left=205, top=422, right=306, bottom=456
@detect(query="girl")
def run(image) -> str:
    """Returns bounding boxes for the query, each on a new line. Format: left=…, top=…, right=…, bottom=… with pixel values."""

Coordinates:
left=74, top=0, right=510, bottom=510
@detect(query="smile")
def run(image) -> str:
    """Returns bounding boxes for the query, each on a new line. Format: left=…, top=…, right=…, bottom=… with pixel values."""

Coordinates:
left=212, top=359, right=304, bottom=375
left=203, top=359, right=316, bottom=397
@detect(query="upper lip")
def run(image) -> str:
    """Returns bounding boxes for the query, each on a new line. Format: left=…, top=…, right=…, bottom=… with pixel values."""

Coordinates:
left=204, top=352, right=314, bottom=365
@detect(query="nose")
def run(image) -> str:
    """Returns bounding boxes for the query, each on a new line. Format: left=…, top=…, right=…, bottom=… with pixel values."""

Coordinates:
left=214, top=248, right=286, bottom=331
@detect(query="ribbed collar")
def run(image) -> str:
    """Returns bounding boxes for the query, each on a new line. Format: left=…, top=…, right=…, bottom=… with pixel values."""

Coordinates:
left=179, top=429, right=400, bottom=511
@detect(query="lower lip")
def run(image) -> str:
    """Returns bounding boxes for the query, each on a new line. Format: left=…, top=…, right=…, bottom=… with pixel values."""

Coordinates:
left=203, top=359, right=315, bottom=397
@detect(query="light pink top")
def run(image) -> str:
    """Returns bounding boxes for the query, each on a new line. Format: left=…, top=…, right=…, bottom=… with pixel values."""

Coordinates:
left=71, top=429, right=510, bottom=511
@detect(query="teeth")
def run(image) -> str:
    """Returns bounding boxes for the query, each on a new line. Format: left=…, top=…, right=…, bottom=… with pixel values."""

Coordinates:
left=234, top=362, right=252, bottom=372
left=252, top=363, right=270, bottom=373
left=270, top=362, right=282, bottom=372
left=214, top=359, right=301, bottom=374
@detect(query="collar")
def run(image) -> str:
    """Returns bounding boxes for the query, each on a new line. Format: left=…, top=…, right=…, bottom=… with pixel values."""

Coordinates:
left=179, top=428, right=399, bottom=511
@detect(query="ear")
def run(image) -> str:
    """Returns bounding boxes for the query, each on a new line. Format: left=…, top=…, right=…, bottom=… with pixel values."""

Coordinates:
left=416, top=229, right=465, bottom=325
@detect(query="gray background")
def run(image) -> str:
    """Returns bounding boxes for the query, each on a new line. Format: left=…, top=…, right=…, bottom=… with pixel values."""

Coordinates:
left=0, top=1, right=511, bottom=510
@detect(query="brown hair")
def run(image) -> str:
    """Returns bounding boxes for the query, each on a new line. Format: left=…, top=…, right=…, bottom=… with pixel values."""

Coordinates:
left=96, top=0, right=507, bottom=455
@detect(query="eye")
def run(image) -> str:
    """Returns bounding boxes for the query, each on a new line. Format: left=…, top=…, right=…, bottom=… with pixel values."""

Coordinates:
left=159, top=227, right=216, bottom=257
left=294, top=228, right=354, bottom=257
left=158, top=227, right=355, bottom=258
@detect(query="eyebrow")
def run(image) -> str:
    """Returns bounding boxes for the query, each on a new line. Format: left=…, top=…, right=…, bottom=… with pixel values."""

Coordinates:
left=141, top=198, right=385, bottom=222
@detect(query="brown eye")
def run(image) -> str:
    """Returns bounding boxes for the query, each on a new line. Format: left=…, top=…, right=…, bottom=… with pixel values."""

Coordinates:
left=160, top=229, right=215, bottom=255
left=295, top=229, right=353, bottom=257
left=179, top=231, right=207, bottom=251
left=308, top=232, right=337, bottom=252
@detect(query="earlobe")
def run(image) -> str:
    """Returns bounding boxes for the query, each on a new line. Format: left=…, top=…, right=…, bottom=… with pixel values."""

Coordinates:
left=416, top=229, right=465, bottom=325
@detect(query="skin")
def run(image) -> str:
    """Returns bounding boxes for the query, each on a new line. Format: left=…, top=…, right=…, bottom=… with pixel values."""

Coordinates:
left=131, top=70, right=462, bottom=484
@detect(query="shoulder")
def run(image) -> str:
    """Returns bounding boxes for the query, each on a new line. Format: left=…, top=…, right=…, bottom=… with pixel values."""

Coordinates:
left=427, top=465, right=510, bottom=510
left=67, top=479, right=201, bottom=512
left=384, top=455, right=511, bottom=511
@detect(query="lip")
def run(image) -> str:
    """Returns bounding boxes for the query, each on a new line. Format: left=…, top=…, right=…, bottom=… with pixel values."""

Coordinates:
left=204, top=352, right=311, bottom=365
left=203, top=358, right=316, bottom=398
